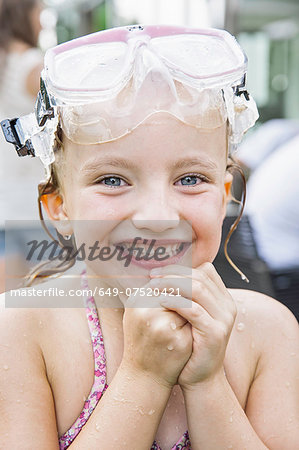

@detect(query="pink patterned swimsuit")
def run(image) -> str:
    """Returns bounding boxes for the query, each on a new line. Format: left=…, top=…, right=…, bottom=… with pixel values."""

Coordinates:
left=58, top=273, right=191, bottom=449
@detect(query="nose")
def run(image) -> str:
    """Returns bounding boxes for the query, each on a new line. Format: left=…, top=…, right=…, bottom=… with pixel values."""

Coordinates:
left=131, top=189, right=180, bottom=233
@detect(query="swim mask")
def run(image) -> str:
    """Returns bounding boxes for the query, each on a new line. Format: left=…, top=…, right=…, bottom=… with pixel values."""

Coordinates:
left=1, top=24, right=258, bottom=169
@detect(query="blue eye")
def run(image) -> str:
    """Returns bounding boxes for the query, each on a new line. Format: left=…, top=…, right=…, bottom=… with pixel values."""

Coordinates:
left=104, top=177, right=121, bottom=186
left=176, top=174, right=207, bottom=186
left=98, top=176, right=127, bottom=187
left=180, top=175, right=198, bottom=185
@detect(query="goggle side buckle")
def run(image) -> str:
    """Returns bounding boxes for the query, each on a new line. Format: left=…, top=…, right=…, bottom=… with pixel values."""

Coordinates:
left=0, top=119, right=35, bottom=157
left=36, top=78, right=55, bottom=127
left=234, top=74, right=250, bottom=101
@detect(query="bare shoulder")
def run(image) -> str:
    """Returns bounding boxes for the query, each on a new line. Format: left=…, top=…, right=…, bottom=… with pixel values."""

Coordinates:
left=229, top=291, right=299, bottom=447
left=229, top=288, right=298, bottom=323
left=0, top=291, right=41, bottom=335
left=0, top=277, right=79, bottom=448
left=228, top=288, right=299, bottom=348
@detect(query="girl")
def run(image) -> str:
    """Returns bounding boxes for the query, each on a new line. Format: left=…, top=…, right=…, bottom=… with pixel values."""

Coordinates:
left=0, top=25, right=298, bottom=449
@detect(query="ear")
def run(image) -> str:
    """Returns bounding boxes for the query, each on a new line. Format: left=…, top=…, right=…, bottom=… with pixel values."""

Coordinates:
left=41, top=192, right=73, bottom=237
left=221, top=171, right=233, bottom=220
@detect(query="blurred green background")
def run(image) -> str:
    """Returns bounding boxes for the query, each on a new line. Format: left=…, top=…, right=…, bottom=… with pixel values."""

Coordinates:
left=42, top=0, right=299, bottom=123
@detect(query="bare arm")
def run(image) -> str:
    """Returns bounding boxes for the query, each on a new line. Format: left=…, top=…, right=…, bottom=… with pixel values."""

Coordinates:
left=182, top=295, right=299, bottom=449
left=148, top=265, right=299, bottom=449
left=0, top=306, right=59, bottom=449
left=70, top=364, right=172, bottom=449
left=0, top=289, right=191, bottom=449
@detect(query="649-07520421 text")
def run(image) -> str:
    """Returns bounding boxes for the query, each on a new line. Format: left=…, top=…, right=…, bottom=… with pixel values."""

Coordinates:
left=8, top=287, right=182, bottom=298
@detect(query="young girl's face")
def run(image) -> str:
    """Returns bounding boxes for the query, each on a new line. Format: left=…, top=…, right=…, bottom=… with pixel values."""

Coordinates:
left=51, top=112, right=231, bottom=281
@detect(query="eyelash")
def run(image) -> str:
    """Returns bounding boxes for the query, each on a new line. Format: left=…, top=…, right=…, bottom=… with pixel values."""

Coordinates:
left=174, top=173, right=209, bottom=187
left=95, top=175, right=129, bottom=188
left=95, top=173, right=209, bottom=189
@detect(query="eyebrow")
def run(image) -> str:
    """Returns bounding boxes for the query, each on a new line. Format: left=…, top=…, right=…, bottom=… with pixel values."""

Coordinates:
left=81, top=157, right=139, bottom=174
left=80, top=156, right=218, bottom=175
left=170, top=157, right=218, bottom=172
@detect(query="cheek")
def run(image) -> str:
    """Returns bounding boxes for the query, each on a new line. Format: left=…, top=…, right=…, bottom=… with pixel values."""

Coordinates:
left=186, top=193, right=224, bottom=262
left=68, top=189, right=128, bottom=221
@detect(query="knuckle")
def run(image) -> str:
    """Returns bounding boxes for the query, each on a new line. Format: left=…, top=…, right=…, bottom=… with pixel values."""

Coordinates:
left=201, top=262, right=214, bottom=275
left=192, top=303, right=205, bottom=321
left=214, top=322, right=229, bottom=341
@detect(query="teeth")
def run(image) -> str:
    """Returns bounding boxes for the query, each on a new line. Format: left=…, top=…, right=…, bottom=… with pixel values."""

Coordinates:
left=115, top=242, right=185, bottom=258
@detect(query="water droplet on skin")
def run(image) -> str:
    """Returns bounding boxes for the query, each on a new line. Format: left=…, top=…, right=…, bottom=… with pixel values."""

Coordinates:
left=95, top=423, right=101, bottom=431
left=146, top=321, right=150, bottom=327
left=285, top=381, right=290, bottom=388
left=16, top=399, right=21, bottom=403
left=23, top=333, right=27, bottom=337
left=39, top=320, right=43, bottom=328
left=250, top=341, right=255, bottom=349
left=229, top=416, right=233, bottom=423
left=228, top=445, right=233, bottom=449
left=170, top=322, right=176, bottom=330
left=241, top=307, right=246, bottom=314
left=148, top=409, right=155, bottom=415
left=173, top=391, right=177, bottom=396
left=236, top=322, right=245, bottom=332
left=167, top=344, right=174, bottom=351
left=3, top=365, right=9, bottom=370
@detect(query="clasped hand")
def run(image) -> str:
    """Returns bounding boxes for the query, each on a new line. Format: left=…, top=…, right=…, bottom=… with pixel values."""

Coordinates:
left=122, top=263, right=237, bottom=390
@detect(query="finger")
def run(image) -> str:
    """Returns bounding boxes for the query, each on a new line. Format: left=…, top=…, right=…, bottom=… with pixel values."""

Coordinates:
left=150, top=263, right=235, bottom=320
left=150, top=264, right=192, bottom=278
left=149, top=275, right=227, bottom=321
left=159, top=296, right=214, bottom=333
left=150, top=263, right=226, bottom=293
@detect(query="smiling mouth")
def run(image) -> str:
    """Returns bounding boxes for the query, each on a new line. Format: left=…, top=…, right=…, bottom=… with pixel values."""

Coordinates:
left=112, top=240, right=192, bottom=267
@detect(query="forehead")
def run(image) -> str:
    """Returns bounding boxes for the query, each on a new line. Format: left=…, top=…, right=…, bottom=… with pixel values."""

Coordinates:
left=63, top=112, right=227, bottom=168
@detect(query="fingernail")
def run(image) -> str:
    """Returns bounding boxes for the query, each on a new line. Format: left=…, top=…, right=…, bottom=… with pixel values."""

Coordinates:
left=150, top=268, right=162, bottom=277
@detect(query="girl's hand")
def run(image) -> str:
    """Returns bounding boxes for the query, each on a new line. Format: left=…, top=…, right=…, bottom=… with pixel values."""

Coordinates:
left=121, top=283, right=193, bottom=389
left=149, top=263, right=237, bottom=389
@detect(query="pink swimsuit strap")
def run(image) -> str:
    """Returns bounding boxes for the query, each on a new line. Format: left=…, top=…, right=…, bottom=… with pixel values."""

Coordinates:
left=58, top=271, right=191, bottom=449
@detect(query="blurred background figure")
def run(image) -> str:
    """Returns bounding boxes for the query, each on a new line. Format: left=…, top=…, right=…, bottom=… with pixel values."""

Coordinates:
left=0, top=0, right=45, bottom=292
left=237, top=119, right=299, bottom=319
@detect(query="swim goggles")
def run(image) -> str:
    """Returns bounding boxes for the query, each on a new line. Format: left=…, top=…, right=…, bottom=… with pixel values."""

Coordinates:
left=1, top=24, right=258, bottom=168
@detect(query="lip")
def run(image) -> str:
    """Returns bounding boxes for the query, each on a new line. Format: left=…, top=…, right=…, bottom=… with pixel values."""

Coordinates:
left=113, top=239, right=192, bottom=270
